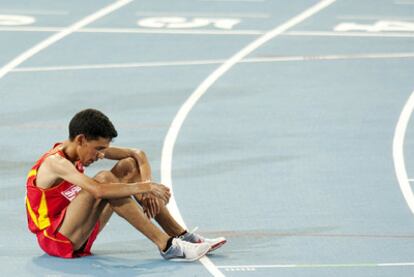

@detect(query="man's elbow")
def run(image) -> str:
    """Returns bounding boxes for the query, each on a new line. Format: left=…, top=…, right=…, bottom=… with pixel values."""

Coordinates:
left=134, top=149, right=148, bottom=164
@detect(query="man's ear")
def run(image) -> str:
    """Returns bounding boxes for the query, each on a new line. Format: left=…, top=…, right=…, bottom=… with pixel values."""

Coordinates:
left=74, top=134, right=86, bottom=146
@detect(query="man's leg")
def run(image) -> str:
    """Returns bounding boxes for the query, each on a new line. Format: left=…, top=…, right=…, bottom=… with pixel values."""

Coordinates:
left=110, top=158, right=212, bottom=260
left=154, top=205, right=186, bottom=237
left=110, top=158, right=186, bottom=237
left=57, top=187, right=108, bottom=250
left=57, top=158, right=210, bottom=261
left=58, top=167, right=170, bottom=251
left=89, top=158, right=210, bottom=259
left=105, top=190, right=170, bottom=250
left=110, top=158, right=227, bottom=252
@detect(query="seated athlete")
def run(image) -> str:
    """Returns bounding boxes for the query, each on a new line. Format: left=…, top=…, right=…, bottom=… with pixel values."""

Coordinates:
left=25, top=108, right=226, bottom=261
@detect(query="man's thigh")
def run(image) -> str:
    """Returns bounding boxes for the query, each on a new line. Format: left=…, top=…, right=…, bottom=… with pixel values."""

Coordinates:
left=98, top=203, right=114, bottom=232
left=58, top=190, right=108, bottom=250
left=58, top=169, right=121, bottom=249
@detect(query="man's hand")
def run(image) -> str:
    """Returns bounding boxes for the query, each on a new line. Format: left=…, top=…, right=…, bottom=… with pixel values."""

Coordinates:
left=138, top=183, right=170, bottom=218
left=147, top=183, right=171, bottom=204
left=141, top=196, right=164, bottom=218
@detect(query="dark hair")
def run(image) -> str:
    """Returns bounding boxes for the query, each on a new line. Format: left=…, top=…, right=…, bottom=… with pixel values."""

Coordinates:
left=69, top=109, right=118, bottom=141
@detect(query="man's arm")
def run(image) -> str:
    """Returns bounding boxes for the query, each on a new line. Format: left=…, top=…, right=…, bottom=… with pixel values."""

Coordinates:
left=104, top=147, right=152, bottom=180
left=104, top=146, right=164, bottom=218
left=45, top=154, right=168, bottom=201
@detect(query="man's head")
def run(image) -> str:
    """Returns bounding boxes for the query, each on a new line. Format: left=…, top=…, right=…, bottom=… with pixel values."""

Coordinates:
left=69, top=109, right=118, bottom=166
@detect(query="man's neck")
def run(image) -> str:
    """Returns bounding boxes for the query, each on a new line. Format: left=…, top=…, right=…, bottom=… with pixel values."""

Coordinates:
left=60, top=140, right=79, bottom=163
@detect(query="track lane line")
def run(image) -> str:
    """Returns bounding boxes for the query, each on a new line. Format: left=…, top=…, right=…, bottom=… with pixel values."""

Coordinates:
left=0, top=0, right=134, bottom=80
left=217, top=262, right=414, bottom=271
left=160, top=0, right=337, bottom=276
left=393, top=90, right=414, bottom=213
left=10, top=52, right=414, bottom=73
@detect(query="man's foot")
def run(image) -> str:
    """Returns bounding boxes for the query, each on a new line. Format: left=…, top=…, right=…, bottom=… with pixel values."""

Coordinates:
left=181, top=231, right=227, bottom=253
left=160, top=238, right=210, bottom=262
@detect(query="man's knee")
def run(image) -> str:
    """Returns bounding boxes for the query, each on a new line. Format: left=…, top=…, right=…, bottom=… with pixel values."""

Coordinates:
left=111, top=157, right=141, bottom=181
left=94, top=170, right=119, bottom=184
left=115, top=157, right=137, bottom=172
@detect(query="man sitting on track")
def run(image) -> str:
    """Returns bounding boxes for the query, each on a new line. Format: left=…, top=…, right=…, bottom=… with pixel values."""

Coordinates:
left=25, top=108, right=226, bottom=261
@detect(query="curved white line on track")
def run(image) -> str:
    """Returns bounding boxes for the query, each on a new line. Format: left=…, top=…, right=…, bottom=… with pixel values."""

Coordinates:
left=393, top=90, right=414, bottom=213
left=161, top=0, right=337, bottom=276
left=0, top=0, right=133, bottom=80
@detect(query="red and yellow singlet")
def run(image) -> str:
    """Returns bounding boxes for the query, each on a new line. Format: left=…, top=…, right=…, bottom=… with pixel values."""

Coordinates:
left=25, top=143, right=99, bottom=258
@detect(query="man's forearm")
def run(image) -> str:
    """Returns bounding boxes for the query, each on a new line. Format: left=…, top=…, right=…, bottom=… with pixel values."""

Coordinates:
left=104, top=146, right=133, bottom=160
left=96, top=181, right=152, bottom=199
left=105, top=147, right=151, bottom=177
left=104, top=146, right=154, bottom=196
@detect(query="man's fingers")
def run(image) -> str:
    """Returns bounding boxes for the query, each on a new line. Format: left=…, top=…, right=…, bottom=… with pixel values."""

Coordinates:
left=154, top=199, right=161, bottom=215
left=150, top=199, right=156, bottom=217
left=148, top=183, right=171, bottom=204
left=164, top=190, right=171, bottom=203
left=145, top=206, right=154, bottom=218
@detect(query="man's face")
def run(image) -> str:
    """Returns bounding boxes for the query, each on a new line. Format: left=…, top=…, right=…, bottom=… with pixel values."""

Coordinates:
left=78, top=136, right=110, bottom=166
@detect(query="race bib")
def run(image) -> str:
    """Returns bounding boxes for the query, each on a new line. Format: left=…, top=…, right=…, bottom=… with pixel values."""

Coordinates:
left=61, top=185, right=82, bottom=201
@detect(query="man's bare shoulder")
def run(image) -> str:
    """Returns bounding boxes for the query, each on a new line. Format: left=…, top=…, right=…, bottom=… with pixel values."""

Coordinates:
left=36, top=153, right=75, bottom=189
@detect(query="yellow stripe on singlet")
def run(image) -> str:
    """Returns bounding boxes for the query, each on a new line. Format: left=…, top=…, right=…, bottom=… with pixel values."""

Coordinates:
left=27, top=169, right=37, bottom=178
left=25, top=191, right=51, bottom=230
left=37, top=191, right=51, bottom=230
left=25, top=196, right=39, bottom=227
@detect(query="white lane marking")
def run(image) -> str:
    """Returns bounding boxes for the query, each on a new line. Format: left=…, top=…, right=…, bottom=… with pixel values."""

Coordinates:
left=334, top=21, right=414, bottom=32
left=136, top=12, right=270, bottom=18
left=0, top=9, right=69, bottom=15
left=0, top=26, right=63, bottom=32
left=160, top=0, right=336, bottom=276
left=393, top=90, right=414, bottom=214
left=3, top=27, right=414, bottom=38
left=379, top=262, right=414, bottom=266
left=0, top=15, right=35, bottom=26
left=12, top=60, right=225, bottom=72
left=0, top=0, right=133, bottom=80
left=137, top=17, right=240, bottom=30
left=218, top=262, right=414, bottom=270
left=285, top=30, right=414, bottom=38
left=11, top=52, right=414, bottom=73
left=0, top=26, right=263, bottom=35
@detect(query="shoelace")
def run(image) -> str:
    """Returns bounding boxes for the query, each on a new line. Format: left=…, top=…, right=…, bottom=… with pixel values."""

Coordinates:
left=179, top=226, right=199, bottom=240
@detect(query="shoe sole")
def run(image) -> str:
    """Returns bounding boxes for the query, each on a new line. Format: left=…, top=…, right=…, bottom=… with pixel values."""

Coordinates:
left=168, top=244, right=210, bottom=262
left=208, top=239, right=227, bottom=253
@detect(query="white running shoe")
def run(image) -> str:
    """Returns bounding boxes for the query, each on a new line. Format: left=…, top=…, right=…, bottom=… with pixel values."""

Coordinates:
left=160, top=238, right=210, bottom=262
left=181, top=229, right=227, bottom=253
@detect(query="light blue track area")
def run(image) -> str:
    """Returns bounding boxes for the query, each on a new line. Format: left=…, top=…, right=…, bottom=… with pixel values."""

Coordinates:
left=1, top=0, right=414, bottom=276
